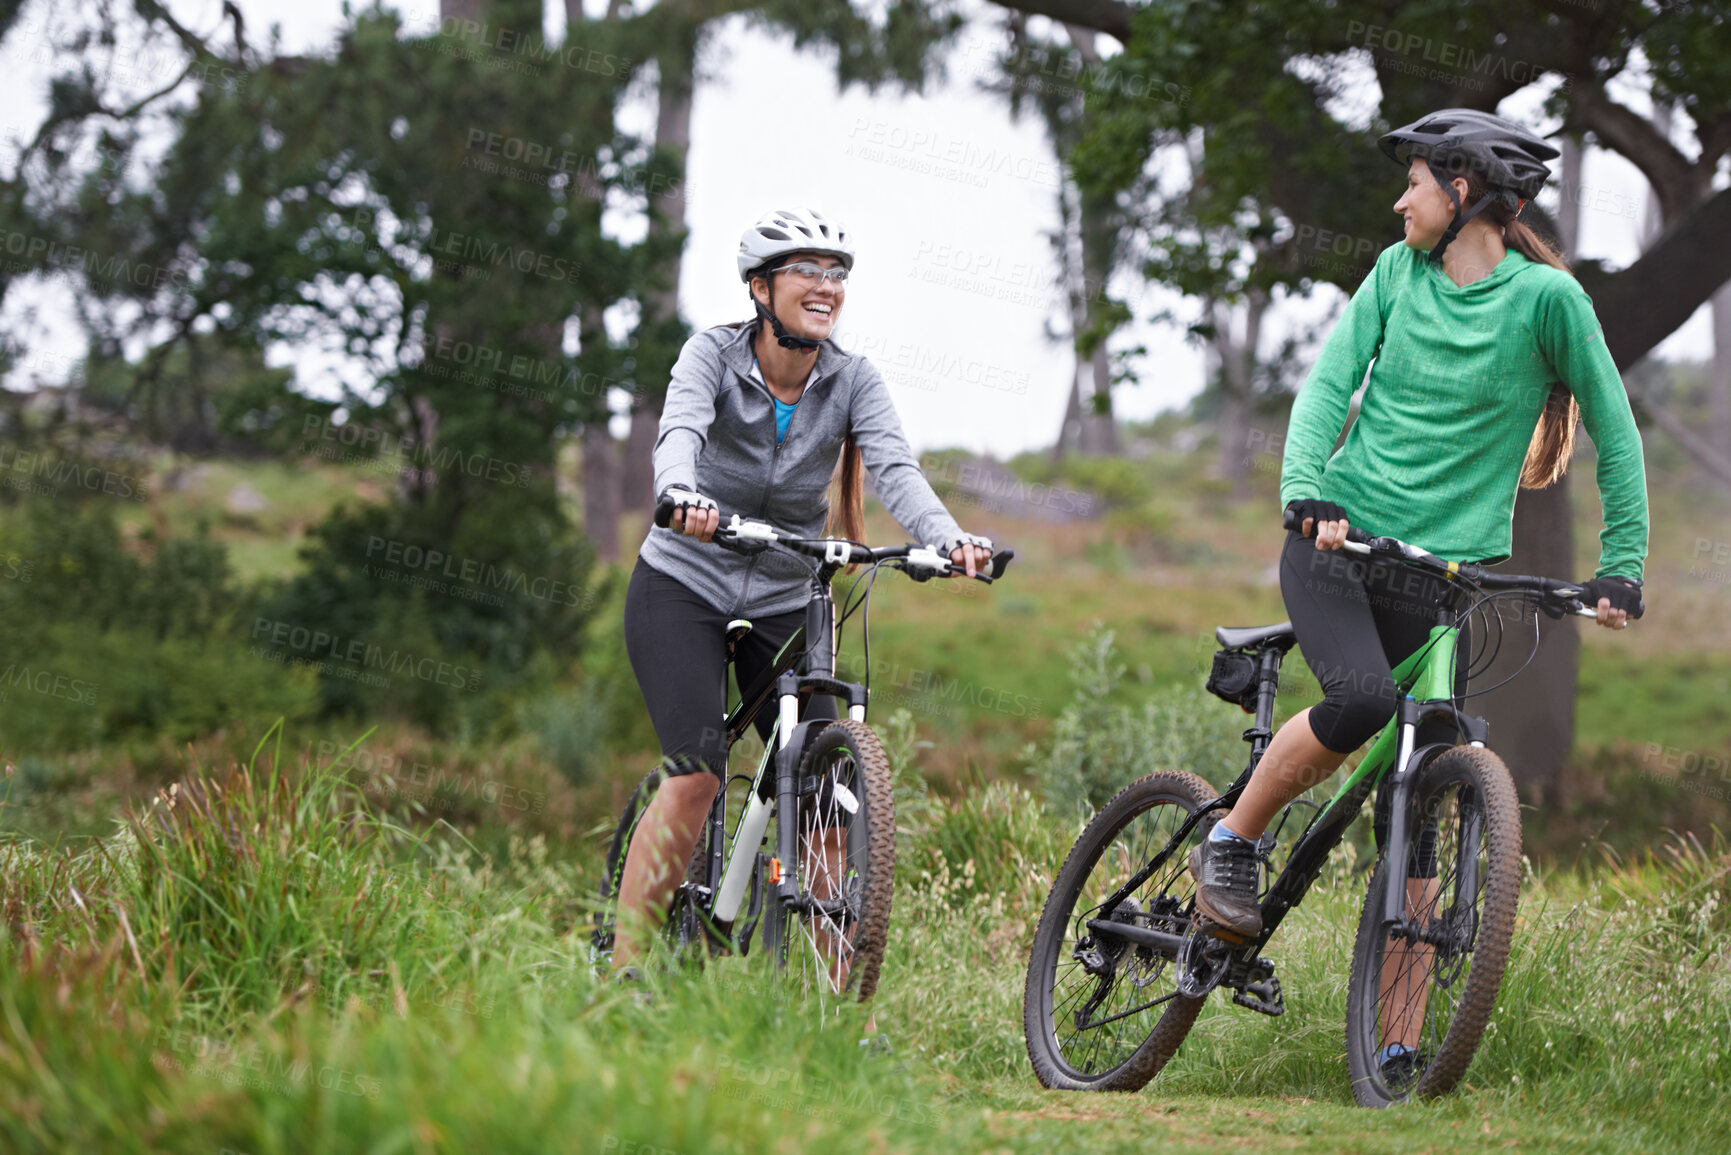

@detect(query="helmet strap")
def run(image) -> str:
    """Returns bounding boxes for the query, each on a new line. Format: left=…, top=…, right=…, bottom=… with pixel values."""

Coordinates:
left=1424, top=159, right=1499, bottom=264
left=752, top=270, right=821, bottom=352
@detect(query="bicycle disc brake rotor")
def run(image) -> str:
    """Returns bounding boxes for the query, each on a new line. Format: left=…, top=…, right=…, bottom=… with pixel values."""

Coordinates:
left=1428, top=901, right=1478, bottom=986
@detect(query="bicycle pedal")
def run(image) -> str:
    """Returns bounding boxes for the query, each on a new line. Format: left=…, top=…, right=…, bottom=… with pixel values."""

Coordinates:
left=1232, top=975, right=1284, bottom=1016
left=1200, top=921, right=1249, bottom=946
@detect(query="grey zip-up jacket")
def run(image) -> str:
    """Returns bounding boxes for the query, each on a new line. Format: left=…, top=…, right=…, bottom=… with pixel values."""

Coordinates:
left=639, top=320, right=979, bottom=617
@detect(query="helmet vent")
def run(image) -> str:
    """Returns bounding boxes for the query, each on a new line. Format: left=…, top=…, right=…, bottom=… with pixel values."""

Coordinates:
left=759, top=227, right=791, bottom=241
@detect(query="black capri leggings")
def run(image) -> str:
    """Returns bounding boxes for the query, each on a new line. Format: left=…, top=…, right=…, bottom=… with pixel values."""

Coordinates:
left=1278, top=531, right=1471, bottom=755
left=623, top=559, right=837, bottom=778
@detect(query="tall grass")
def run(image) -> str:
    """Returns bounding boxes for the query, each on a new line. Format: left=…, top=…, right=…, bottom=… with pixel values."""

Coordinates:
left=1, top=718, right=1727, bottom=1151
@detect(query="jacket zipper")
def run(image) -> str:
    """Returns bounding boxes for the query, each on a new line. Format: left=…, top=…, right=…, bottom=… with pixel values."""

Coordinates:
left=733, top=360, right=824, bottom=617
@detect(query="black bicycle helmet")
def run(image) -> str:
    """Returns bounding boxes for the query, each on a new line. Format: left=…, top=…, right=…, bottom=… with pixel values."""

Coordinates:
left=1378, top=109, right=1559, bottom=262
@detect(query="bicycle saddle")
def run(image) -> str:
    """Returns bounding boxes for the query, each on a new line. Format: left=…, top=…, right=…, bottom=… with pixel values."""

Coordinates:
left=1214, top=621, right=1297, bottom=650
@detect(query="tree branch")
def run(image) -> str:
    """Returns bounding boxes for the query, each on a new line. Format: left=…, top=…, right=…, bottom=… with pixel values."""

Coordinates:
left=1578, top=185, right=1731, bottom=369
left=1627, top=392, right=1731, bottom=491
left=1570, top=85, right=1694, bottom=222
left=1697, top=110, right=1731, bottom=175
left=987, top=0, right=1134, bottom=44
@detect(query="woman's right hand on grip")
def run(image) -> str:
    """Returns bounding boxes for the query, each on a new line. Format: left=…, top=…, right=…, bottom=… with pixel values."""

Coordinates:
left=1285, top=498, right=1350, bottom=550
left=658, top=488, right=720, bottom=543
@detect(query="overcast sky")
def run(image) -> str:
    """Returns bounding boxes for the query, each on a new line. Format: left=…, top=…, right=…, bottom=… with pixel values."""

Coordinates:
left=0, top=0, right=1716, bottom=457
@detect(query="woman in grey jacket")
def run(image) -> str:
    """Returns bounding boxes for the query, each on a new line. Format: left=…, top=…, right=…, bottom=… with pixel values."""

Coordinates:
left=612, top=208, right=993, bottom=973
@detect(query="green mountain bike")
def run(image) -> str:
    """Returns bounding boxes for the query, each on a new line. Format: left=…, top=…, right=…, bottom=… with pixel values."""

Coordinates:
left=1023, top=516, right=1640, bottom=1106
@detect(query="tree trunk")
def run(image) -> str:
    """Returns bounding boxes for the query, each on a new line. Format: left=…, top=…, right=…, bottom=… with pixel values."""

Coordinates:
left=583, top=422, right=623, bottom=562
left=620, top=33, right=696, bottom=514
left=1713, top=283, right=1731, bottom=458
left=1479, top=135, right=1580, bottom=806
left=1213, top=287, right=1267, bottom=490
left=1054, top=369, right=1083, bottom=461
left=1477, top=477, right=1579, bottom=805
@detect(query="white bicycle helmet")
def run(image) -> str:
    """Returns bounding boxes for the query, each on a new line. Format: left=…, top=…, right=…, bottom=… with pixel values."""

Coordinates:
left=737, top=208, right=855, bottom=283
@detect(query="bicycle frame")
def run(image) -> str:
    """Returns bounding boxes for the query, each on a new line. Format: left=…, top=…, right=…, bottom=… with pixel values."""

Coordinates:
left=691, top=570, right=872, bottom=946
left=1090, top=583, right=1486, bottom=972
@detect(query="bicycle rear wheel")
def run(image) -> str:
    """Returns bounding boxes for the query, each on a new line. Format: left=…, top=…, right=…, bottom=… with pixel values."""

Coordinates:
left=1023, top=771, right=1219, bottom=1091
left=1345, top=745, right=1521, bottom=1106
left=591, top=766, right=713, bottom=967
left=767, top=720, right=896, bottom=1010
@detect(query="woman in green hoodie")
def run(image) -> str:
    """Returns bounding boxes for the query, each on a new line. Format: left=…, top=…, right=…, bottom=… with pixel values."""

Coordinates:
left=1185, top=111, right=1650, bottom=1076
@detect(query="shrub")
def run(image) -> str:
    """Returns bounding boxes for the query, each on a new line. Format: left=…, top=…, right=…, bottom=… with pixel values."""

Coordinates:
left=1026, top=625, right=1244, bottom=817
left=252, top=496, right=602, bottom=736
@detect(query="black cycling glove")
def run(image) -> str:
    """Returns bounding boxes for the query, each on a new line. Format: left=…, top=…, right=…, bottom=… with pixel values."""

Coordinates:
left=1285, top=498, right=1348, bottom=537
left=1579, top=575, right=1644, bottom=618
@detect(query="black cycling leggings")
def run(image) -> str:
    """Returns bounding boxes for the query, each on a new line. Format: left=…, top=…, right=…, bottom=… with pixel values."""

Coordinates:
left=624, top=559, right=837, bottom=778
left=1278, top=531, right=1471, bottom=755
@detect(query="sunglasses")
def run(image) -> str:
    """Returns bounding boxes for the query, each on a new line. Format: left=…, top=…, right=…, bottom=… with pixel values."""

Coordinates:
left=767, top=261, right=850, bottom=285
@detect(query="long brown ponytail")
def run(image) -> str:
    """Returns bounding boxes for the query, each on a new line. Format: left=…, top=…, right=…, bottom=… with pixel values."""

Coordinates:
left=1462, top=172, right=1581, bottom=488
left=828, top=432, right=865, bottom=549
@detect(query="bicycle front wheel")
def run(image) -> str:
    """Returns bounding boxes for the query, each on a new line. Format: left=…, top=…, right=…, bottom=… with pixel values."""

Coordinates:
left=1345, top=745, right=1521, bottom=1106
left=1023, top=771, right=1218, bottom=1091
left=767, top=720, right=896, bottom=1008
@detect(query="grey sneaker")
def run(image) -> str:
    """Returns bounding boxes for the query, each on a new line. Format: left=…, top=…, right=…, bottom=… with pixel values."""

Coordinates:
left=1188, top=837, right=1263, bottom=940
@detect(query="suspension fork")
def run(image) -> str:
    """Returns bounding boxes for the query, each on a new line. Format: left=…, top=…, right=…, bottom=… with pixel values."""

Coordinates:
left=772, top=578, right=837, bottom=900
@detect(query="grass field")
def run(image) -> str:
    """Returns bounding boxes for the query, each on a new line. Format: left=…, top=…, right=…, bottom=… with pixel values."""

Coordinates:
left=2, top=732, right=1725, bottom=1153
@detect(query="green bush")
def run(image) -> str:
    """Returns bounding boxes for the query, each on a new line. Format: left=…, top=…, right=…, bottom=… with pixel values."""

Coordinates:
left=0, top=500, right=315, bottom=756
left=252, top=495, right=603, bottom=736
left=1026, top=626, right=1245, bottom=817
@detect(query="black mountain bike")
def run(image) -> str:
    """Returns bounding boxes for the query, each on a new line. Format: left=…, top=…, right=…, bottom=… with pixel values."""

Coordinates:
left=593, top=497, right=1012, bottom=1008
left=1023, top=514, right=1640, bottom=1106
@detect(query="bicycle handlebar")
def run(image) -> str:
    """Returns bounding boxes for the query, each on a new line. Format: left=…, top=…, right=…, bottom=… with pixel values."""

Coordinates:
left=655, top=493, right=1015, bottom=582
left=1280, top=508, right=1643, bottom=621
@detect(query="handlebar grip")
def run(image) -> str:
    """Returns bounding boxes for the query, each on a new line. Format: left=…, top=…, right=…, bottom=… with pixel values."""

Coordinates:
left=987, top=547, right=1015, bottom=581
left=654, top=491, right=727, bottom=530
left=1280, top=506, right=1370, bottom=545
